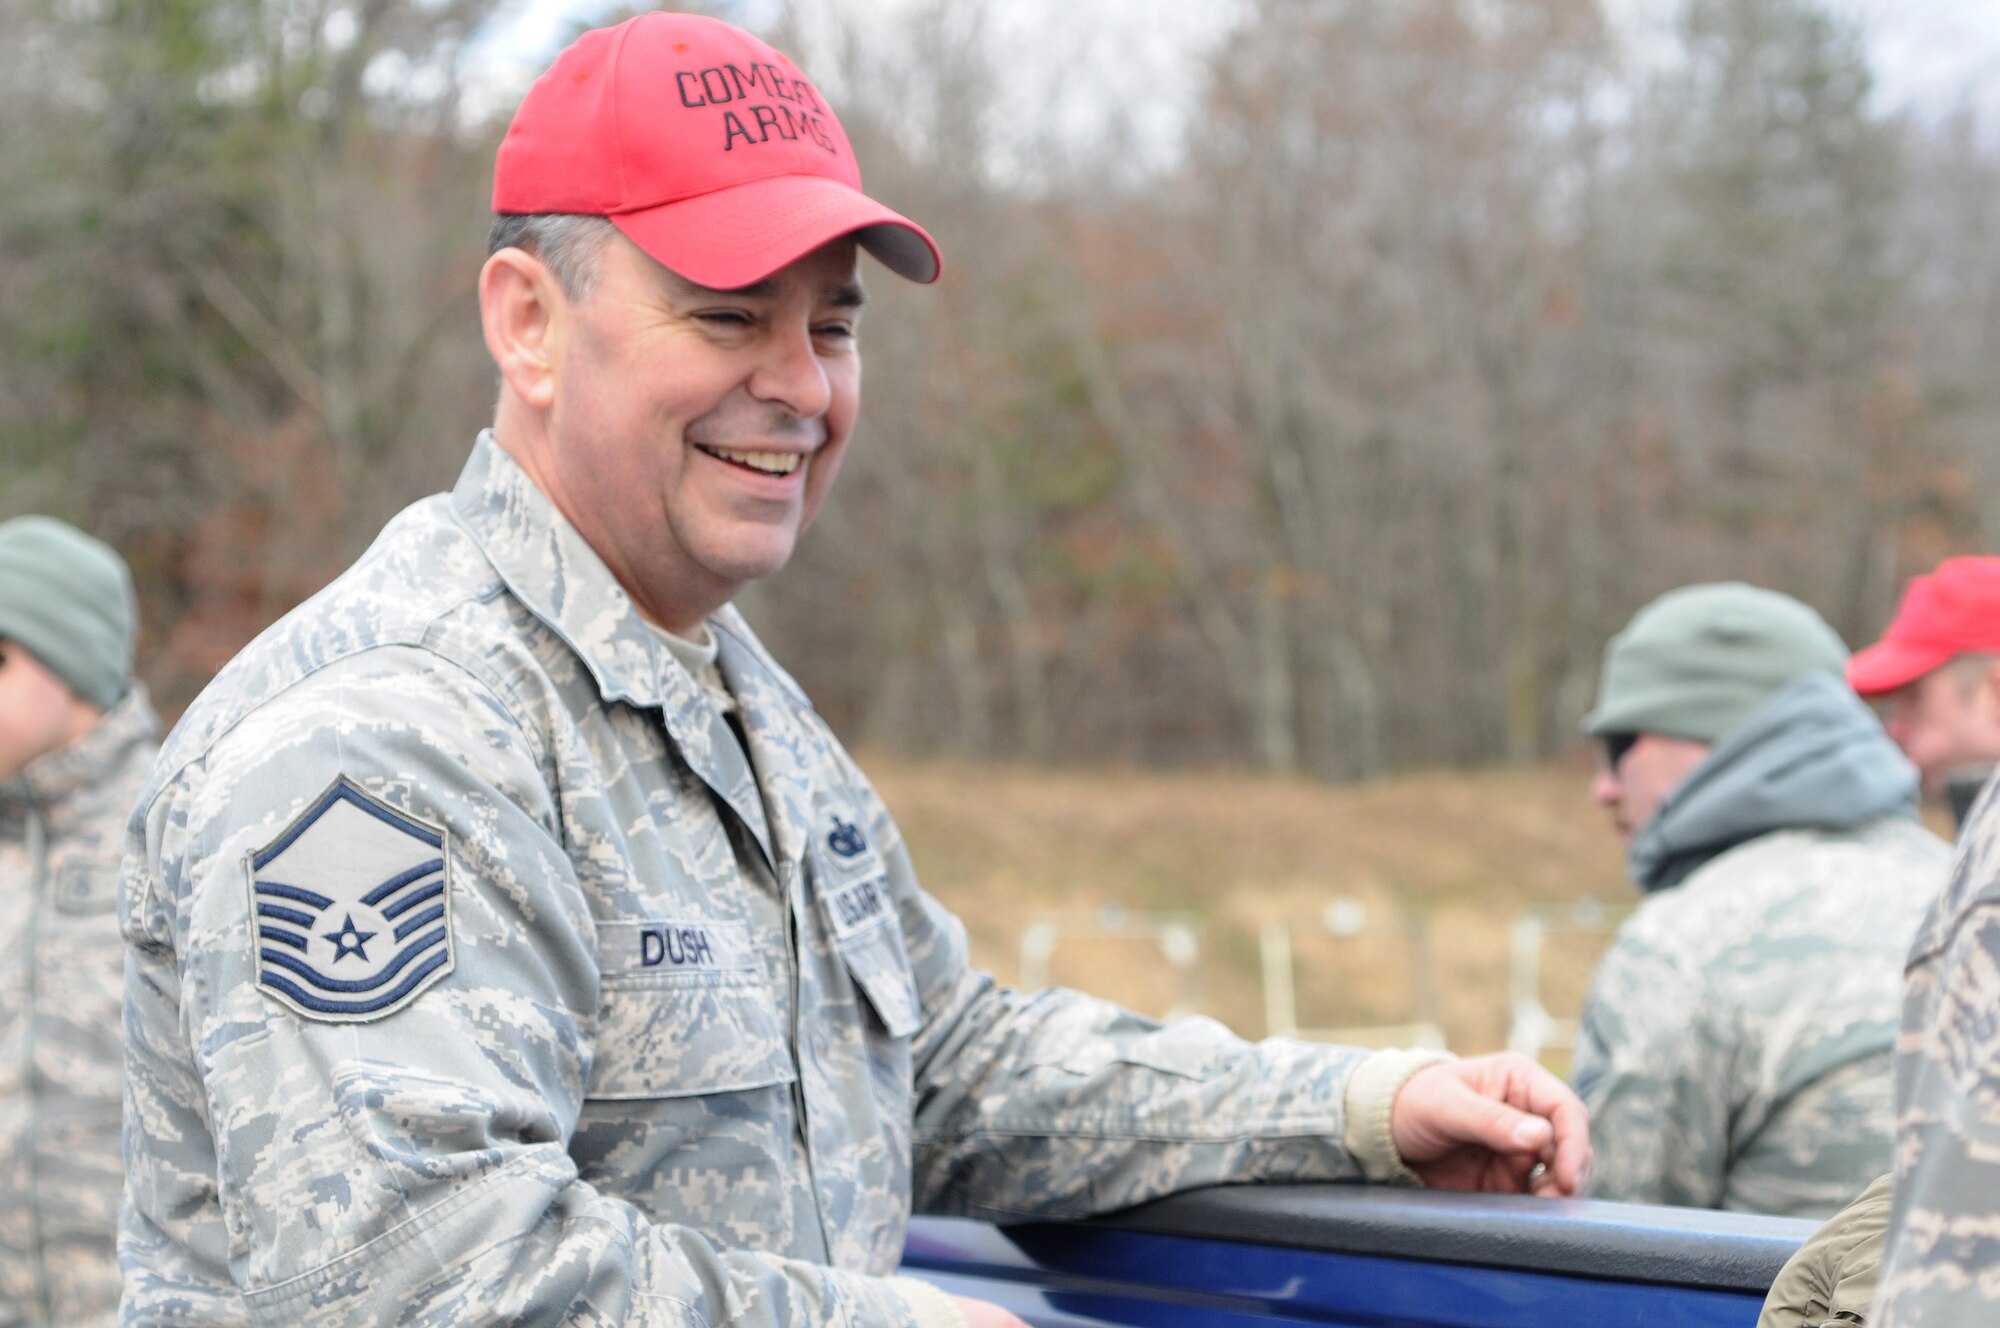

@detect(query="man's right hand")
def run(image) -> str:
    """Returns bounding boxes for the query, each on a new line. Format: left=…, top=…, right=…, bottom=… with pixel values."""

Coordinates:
left=949, top=1293, right=1032, bottom=1327
left=1390, top=1052, right=1592, bottom=1195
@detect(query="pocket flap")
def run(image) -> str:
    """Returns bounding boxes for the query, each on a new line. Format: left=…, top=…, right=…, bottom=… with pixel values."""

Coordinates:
left=590, top=979, right=795, bottom=1100
left=1031, top=1007, right=1241, bottom=1080
left=839, top=933, right=923, bottom=1039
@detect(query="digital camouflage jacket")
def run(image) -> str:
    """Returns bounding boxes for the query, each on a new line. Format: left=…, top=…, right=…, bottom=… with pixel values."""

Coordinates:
left=0, top=687, right=157, bottom=1327
left=1873, top=778, right=2000, bottom=1325
left=118, top=435, right=1426, bottom=1327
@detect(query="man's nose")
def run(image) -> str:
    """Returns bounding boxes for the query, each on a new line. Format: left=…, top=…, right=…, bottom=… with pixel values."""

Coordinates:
left=748, top=323, right=833, bottom=419
left=1589, top=768, right=1621, bottom=808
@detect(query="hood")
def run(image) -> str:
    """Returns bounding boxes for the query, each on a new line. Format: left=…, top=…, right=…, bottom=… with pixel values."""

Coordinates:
left=1627, top=671, right=1918, bottom=892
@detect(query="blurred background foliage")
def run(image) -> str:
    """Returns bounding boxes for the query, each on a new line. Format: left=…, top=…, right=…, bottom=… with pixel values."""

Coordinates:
left=2, top=0, right=1995, bottom=779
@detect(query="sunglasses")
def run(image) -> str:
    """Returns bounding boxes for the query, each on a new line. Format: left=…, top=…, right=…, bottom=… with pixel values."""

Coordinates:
left=1601, top=731, right=1638, bottom=773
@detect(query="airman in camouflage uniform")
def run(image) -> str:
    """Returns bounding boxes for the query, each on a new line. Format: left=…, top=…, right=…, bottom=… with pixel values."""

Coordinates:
left=1869, top=778, right=2000, bottom=1324
left=1847, top=555, right=2000, bottom=835
left=1758, top=559, right=2000, bottom=1326
left=0, top=517, right=155, bottom=1328
left=1575, top=585, right=1948, bottom=1219
left=119, top=14, right=1590, bottom=1328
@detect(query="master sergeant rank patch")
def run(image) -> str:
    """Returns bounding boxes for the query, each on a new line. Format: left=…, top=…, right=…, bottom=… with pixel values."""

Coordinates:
left=247, top=777, right=455, bottom=1022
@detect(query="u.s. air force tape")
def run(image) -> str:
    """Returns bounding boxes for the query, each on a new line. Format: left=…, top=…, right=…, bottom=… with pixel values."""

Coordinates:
left=822, top=873, right=893, bottom=941
left=597, top=918, right=757, bottom=977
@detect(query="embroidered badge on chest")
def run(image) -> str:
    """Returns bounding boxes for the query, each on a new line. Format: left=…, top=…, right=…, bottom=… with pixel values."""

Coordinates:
left=818, top=810, right=892, bottom=940
left=826, top=815, right=868, bottom=859
left=247, top=778, right=455, bottom=1022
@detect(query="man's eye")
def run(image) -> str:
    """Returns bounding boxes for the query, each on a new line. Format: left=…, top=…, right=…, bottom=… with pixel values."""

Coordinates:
left=696, top=311, right=754, bottom=328
left=815, top=322, right=855, bottom=341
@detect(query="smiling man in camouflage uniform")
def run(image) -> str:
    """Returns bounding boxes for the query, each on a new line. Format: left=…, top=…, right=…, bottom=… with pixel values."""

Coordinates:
left=117, top=14, right=1590, bottom=1328
left=1574, top=583, right=1947, bottom=1219
left=0, top=517, right=155, bottom=1327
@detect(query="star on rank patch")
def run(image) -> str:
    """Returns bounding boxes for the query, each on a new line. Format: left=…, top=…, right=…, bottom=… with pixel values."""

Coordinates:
left=247, top=777, right=455, bottom=1022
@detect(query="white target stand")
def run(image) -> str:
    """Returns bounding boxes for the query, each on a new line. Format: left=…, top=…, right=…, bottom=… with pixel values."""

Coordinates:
left=1259, top=898, right=1447, bottom=1050
left=1506, top=899, right=1629, bottom=1060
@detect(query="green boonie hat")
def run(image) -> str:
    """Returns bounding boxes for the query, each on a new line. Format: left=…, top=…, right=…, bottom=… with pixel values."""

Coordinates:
left=0, top=516, right=138, bottom=711
left=1584, top=582, right=1849, bottom=744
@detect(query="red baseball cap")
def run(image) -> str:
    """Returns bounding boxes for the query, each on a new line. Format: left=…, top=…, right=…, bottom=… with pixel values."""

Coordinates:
left=492, top=12, right=940, bottom=290
left=1848, top=556, right=2000, bottom=694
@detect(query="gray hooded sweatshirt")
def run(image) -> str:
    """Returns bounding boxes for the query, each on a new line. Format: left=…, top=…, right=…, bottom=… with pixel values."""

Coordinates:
left=1627, top=671, right=1920, bottom=893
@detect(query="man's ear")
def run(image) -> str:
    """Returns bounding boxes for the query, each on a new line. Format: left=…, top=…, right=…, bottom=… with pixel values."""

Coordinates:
left=480, top=247, right=565, bottom=411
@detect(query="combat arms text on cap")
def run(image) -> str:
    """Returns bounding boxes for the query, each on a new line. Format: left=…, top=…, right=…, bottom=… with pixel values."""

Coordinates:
left=492, top=12, right=941, bottom=290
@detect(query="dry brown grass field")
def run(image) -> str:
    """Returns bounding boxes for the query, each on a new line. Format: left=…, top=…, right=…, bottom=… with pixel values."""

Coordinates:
left=867, top=754, right=1643, bottom=1057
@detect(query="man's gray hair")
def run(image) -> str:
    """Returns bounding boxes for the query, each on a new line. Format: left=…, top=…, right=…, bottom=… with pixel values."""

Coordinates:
left=487, top=214, right=618, bottom=299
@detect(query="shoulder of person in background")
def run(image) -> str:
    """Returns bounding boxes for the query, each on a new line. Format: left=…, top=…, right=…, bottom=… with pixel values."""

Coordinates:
left=1757, top=1171, right=1892, bottom=1328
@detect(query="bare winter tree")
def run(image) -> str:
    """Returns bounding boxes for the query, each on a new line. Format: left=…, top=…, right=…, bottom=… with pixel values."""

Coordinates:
left=3, top=0, right=1993, bottom=765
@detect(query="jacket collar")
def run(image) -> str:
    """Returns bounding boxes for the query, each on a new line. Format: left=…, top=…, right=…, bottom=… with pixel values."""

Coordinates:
left=450, top=433, right=666, bottom=710
left=450, top=433, right=789, bottom=871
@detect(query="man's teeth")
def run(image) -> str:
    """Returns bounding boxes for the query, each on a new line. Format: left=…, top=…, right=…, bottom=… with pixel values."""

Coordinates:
left=698, top=445, right=801, bottom=476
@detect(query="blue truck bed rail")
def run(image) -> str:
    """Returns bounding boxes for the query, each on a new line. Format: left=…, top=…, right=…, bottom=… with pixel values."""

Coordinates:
left=902, top=1184, right=1819, bottom=1326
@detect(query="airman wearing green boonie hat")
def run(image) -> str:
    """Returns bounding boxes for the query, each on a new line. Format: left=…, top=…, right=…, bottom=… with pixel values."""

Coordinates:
left=1570, top=581, right=1948, bottom=1222
left=0, top=513, right=159, bottom=1324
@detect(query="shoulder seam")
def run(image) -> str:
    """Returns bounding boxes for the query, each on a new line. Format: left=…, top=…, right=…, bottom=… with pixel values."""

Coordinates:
left=143, top=630, right=544, bottom=825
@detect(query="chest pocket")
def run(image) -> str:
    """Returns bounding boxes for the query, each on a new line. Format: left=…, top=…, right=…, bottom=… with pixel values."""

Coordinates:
left=588, top=919, right=795, bottom=1100
left=50, top=858, right=120, bottom=917
left=590, top=978, right=795, bottom=1100
left=812, top=851, right=922, bottom=1039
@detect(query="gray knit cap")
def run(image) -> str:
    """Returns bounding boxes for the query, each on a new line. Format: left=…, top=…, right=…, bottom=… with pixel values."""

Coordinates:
left=1583, top=582, right=1849, bottom=744
left=0, top=516, right=137, bottom=711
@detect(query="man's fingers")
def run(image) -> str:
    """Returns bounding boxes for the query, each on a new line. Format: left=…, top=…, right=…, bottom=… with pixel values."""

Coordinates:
left=1545, top=1092, right=1592, bottom=1194
left=1504, top=1060, right=1593, bottom=1195
left=1458, top=1054, right=1591, bottom=1195
left=1393, top=1055, right=1593, bottom=1197
left=1448, top=1086, right=1554, bottom=1160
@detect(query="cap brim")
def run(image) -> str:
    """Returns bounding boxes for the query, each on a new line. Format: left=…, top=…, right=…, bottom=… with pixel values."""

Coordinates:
left=1846, top=638, right=1952, bottom=695
left=611, top=173, right=940, bottom=290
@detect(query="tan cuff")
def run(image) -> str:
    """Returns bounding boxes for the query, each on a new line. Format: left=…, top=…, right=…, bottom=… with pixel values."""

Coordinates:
left=890, top=1275, right=969, bottom=1328
left=1341, top=1047, right=1456, bottom=1184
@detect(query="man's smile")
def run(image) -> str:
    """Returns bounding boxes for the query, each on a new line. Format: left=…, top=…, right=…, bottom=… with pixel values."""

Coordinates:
left=693, top=443, right=804, bottom=477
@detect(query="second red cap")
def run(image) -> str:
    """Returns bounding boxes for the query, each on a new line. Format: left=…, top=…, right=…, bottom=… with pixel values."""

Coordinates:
left=1848, top=556, right=2000, bottom=694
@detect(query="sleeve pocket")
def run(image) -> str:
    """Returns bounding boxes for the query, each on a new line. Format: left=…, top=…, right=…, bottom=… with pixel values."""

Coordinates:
left=1027, top=1004, right=1242, bottom=1080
